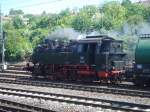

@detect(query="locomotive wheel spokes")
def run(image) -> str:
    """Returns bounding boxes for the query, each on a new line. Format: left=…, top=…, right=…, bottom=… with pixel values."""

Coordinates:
left=118, top=74, right=123, bottom=83
left=146, top=80, right=150, bottom=87
left=110, top=76, right=117, bottom=84
left=134, top=76, right=145, bottom=87
left=68, top=70, right=77, bottom=81
left=114, top=75, right=121, bottom=84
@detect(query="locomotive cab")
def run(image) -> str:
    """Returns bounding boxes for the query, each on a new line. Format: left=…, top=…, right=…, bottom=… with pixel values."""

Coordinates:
left=78, top=35, right=126, bottom=82
left=77, top=42, right=97, bottom=65
left=95, top=37, right=125, bottom=70
left=78, top=35, right=126, bottom=68
left=77, top=35, right=108, bottom=65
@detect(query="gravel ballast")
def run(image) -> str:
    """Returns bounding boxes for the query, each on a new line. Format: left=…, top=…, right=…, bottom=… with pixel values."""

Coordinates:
left=0, top=82, right=149, bottom=112
left=0, top=93, right=119, bottom=112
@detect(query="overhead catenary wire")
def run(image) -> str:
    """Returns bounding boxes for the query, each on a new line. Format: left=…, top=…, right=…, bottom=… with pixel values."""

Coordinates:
left=3, top=0, right=63, bottom=12
left=13, top=0, right=62, bottom=9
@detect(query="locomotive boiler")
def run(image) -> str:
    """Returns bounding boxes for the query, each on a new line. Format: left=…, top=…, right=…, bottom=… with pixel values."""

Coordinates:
left=27, top=35, right=126, bottom=83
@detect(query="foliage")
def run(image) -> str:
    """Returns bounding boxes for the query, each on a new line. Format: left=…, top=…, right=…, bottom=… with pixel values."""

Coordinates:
left=12, top=16, right=25, bottom=29
left=72, top=12, right=92, bottom=33
left=122, top=0, right=132, bottom=7
left=103, top=1, right=126, bottom=30
left=144, top=7, right=150, bottom=22
left=3, top=2, right=150, bottom=61
left=58, top=9, right=75, bottom=27
left=125, top=3, right=146, bottom=18
left=9, top=9, right=24, bottom=15
left=5, top=30, right=32, bottom=61
left=29, top=28, right=49, bottom=48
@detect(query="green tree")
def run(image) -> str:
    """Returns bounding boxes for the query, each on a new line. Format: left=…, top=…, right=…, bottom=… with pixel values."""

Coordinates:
left=3, top=21, right=14, bottom=30
left=71, top=5, right=98, bottom=33
left=127, top=15, right=144, bottom=34
left=12, top=16, right=25, bottom=29
left=80, top=5, right=98, bottom=17
left=72, top=13, right=92, bottom=33
left=59, top=8, right=72, bottom=17
left=58, top=15, right=75, bottom=28
left=122, top=0, right=132, bottom=7
left=125, top=3, right=146, bottom=18
left=144, top=6, right=150, bottom=22
left=58, top=9, right=75, bottom=27
left=29, top=28, right=49, bottom=48
left=35, top=16, right=49, bottom=28
left=3, top=19, right=32, bottom=61
left=103, top=1, right=126, bottom=30
left=92, top=13, right=104, bottom=31
left=5, top=30, right=32, bottom=61
left=9, top=9, right=24, bottom=15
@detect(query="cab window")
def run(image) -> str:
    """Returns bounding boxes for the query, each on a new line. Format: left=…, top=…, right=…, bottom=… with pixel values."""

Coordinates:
left=110, top=42, right=123, bottom=53
left=77, top=43, right=88, bottom=53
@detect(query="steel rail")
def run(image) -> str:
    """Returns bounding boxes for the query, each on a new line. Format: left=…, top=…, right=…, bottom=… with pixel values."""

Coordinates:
left=0, top=78, right=149, bottom=98
left=0, top=74, right=31, bottom=78
left=0, top=98, right=55, bottom=112
left=2, top=70, right=30, bottom=74
left=0, top=87, right=149, bottom=112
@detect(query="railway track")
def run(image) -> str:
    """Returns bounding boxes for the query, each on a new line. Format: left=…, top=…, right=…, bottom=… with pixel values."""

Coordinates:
left=2, top=69, right=30, bottom=74
left=0, top=65, right=150, bottom=97
left=0, top=73, right=31, bottom=78
left=0, top=65, right=150, bottom=111
left=0, top=64, right=146, bottom=89
left=0, top=97, right=54, bottom=112
left=0, top=73, right=31, bottom=79
left=0, top=86, right=149, bottom=112
left=0, top=78, right=149, bottom=98
left=0, top=64, right=25, bottom=70
left=0, top=70, right=136, bottom=89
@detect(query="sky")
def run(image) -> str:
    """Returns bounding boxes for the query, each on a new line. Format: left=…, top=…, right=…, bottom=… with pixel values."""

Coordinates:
left=0, top=0, right=144, bottom=14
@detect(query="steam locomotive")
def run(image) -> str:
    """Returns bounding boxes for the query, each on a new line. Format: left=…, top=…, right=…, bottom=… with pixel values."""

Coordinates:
left=27, top=35, right=127, bottom=83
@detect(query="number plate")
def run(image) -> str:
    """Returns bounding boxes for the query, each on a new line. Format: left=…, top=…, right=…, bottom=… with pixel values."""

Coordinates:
left=143, top=69, right=150, bottom=73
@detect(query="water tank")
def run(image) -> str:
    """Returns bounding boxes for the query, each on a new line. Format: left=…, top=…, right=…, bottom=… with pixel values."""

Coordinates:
left=135, top=34, right=150, bottom=64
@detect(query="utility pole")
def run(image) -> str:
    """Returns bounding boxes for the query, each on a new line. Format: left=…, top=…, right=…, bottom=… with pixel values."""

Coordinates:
left=0, top=4, right=7, bottom=71
left=99, top=7, right=103, bottom=33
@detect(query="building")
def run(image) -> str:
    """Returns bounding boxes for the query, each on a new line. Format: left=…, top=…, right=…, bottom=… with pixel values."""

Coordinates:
left=138, top=0, right=150, bottom=6
left=2, top=15, right=29, bottom=24
left=2, top=16, right=11, bottom=23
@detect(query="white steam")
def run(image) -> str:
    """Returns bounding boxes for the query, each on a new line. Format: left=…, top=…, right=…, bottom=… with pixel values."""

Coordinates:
left=123, top=22, right=150, bottom=35
left=138, top=22, right=150, bottom=34
left=47, top=28, right=85, bottom=40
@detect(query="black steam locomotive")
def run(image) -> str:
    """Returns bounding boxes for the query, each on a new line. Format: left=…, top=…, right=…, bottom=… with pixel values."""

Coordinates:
left=27, top=35, right=126, bottom=83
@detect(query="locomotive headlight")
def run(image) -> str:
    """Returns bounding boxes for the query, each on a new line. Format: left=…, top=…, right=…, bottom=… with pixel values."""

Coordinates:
left=137, top=64, right=142, bottom=69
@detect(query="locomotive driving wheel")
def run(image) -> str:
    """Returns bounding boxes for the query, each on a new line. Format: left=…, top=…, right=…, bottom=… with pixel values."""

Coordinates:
left=134, top=76, right=145, bottom=87
left=110, top=75, right=121, bottom=84
left=32, top=64, right=41, bottom=79
left=68, top=70, right=78, bottom=81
